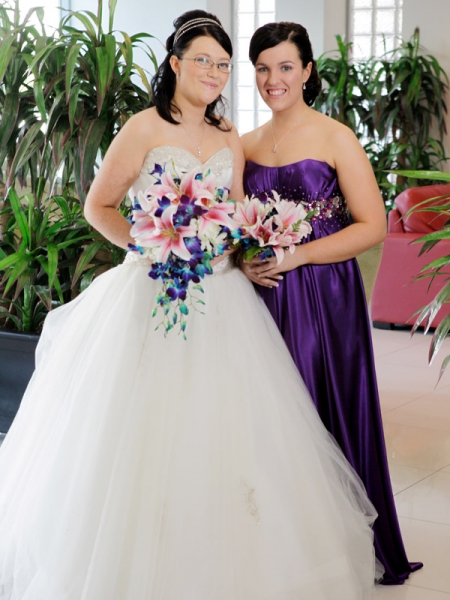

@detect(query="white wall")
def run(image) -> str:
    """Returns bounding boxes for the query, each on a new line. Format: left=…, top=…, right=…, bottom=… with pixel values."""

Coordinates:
left=402, top=0, right=450, bottom=159
left=276, top=0, right=325, bottom=57
left=323, top=0, right=347, bottom=53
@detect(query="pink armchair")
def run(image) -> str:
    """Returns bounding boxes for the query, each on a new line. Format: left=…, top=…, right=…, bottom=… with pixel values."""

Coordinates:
left=371, top=183, right=450, bottom=328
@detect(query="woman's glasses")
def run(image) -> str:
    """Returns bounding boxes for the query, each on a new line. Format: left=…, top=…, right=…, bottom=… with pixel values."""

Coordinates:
left=180, top=56, right=233, bottom=74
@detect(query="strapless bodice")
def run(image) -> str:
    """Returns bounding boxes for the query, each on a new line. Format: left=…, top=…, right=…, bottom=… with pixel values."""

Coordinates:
left=128, top=145, right=234, bottom=202
left=244, top=159, right=350, bottom=235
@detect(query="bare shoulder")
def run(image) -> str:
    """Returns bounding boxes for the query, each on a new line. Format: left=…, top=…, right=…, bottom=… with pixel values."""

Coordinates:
left=121, top=106, right=160, bottom=138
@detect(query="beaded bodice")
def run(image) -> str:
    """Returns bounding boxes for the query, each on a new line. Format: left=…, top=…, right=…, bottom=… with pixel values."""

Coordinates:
left=244, top=158, right=350, bottom=237
left=129, top=145, right=234, bottom=201
left=125, top=145, right=235, bottom=274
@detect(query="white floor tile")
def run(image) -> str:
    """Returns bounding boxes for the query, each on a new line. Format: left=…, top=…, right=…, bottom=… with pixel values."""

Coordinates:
left=387, top=463, right=435, bottom=495
left=383, top=421, right=450, bottom=471
left=393, top=517, right=450, bottom=594
left=394, top=472, right=450, bottom=525
left=373, top=584, right=450, bottom=599
left=383, top=390, right=450, bottom=433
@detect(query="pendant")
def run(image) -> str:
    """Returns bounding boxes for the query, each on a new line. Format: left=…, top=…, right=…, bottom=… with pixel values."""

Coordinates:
left=272, top=146, right=278, bottom=153
left=197, top=147, right=202, bottom=157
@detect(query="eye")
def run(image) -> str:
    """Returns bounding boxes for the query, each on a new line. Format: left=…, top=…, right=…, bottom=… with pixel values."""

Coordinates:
left=256, top=66, right=268, bottom=73
left=196, top=57, right=211, bottom=66
left=218, top=62, right=231, bottom=71
left=281, top=65, right=292, bottom=71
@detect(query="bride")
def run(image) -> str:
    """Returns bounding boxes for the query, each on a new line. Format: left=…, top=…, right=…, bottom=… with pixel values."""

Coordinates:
left=0, top=10, right=380, bottom=599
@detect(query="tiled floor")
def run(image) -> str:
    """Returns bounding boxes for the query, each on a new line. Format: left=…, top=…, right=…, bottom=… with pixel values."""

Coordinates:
left=0, top=328, right=449, bottom=597
left=372, top=327, right=450, bottom=599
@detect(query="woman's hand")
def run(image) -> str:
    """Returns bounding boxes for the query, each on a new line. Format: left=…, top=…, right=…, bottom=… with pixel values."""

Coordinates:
left=240, top=250, right=301, bottom=287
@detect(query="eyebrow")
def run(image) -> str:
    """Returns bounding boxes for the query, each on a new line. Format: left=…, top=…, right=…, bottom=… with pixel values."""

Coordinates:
left=255, top=60, right=295, bottom=67
left=193, top=52, right=231, bottom=61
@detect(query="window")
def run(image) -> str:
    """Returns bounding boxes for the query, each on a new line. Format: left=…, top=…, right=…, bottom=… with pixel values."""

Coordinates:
left=234, top=0, right=275, bottom=134
left=350, top=0, right=403, bottom=60
left=19, top=0, right=61, bottom=30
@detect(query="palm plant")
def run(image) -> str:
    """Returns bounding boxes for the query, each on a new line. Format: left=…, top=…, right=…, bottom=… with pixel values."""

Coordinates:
left=0, top=0, right=158, bottom=332
left=315, top=30, right=449, bottom=209
left=0, top=2, right=48, bottom=201
left=393, top=169, right=450, bottom=380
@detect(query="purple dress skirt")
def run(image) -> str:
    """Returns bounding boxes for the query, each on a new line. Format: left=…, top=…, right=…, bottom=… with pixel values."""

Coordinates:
left=244, top=159, right=422, bottom=585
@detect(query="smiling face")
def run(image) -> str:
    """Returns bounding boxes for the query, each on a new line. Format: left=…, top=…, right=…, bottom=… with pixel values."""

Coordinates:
left=170, top=36, right=231, bottom=108
left=254, top=41, right=312, bottom=113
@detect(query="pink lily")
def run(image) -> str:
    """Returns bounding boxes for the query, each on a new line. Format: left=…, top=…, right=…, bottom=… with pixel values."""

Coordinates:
left=233, top=196, right=271, bottom=230
left=197, top=201, right=236, bottom=236
left=273, top=199, right=308, bottom=229
left=141, top=204, right=196, bottom=263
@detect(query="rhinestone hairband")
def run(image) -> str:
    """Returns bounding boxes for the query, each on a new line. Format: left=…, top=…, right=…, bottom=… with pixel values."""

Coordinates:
left=173, top=18, right=223, bottom=44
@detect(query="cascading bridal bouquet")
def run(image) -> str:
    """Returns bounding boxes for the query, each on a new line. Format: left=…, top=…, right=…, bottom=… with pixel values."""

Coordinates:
left=129, top=162, right=236, bottom=338
left=232, top=192, right=313, bottom=264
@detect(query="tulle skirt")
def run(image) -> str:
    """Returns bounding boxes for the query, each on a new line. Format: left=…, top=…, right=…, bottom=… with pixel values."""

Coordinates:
left=0, top=255, right=380, bottom=599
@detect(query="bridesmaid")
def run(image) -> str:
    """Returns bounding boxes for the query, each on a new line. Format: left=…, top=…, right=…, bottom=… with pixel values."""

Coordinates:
left=240, top=21, right=422, bottom=585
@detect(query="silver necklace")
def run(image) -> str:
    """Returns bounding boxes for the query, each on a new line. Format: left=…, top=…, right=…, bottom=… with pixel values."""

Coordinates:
left=180, top=121, right=205, bottom=158
left=270, top=117, right=302, bottom=153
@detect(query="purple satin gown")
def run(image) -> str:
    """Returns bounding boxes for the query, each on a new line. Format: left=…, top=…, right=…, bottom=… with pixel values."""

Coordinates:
left=244, top=158, right=422, bottom=585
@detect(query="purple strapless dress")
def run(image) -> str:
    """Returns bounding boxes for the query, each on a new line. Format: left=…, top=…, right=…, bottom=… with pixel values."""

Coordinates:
left=244, top=158, right=422, bottom=585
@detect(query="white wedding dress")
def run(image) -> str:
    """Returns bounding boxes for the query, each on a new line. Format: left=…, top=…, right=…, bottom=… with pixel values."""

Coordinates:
left=0, top=146, right=380, bottom=599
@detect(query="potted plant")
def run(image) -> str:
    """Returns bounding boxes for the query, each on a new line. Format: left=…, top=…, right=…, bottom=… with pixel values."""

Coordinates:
left=0, top=0, right=157, bottom=432
left=316, top=30, right=449, bottom=210
left=388, top=170, right=450, bottom=382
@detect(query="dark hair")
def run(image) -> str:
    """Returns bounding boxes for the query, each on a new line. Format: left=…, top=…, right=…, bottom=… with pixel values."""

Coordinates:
left=248, top=22, right=321, bottom=107
left=150, top=10, right=233, bottom=129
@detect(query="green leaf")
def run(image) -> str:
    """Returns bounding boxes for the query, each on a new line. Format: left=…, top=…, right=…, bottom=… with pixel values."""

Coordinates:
left=8, top=189, right=31, bottom=248
left=0, top=252, right=23, bottom=271
left=3, top=254, right=31, bottom=294
left=429, top=313, right=450, bottom=365
left=33, top=284, right=53, bottom=311
left=0, top=92, right=19, bottom=159
left=389, top=170, right=450, bottom=182
left=33, top=78, right=47, bottom=121
left=76, top=119, right=107, bottom=200
left=6, top=122, right=44, bottom=188
left=46, top=242, right=58, bottom=288
left=70, top=12, right=98, bottom=38
left=68, top=83, right=81, bottom=132
left=72, top=239, right=104, bottom=286
left=0, top=33, right=15, bottom=83
left=65, top=43, right=83, bottom=102
left=109, top=0, right=118, bottom=31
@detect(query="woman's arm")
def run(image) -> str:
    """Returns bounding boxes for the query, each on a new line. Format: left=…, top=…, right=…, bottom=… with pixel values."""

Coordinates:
left=246, top=126, right=386, bottom=287
left=84, top=111, right=154, bottom=249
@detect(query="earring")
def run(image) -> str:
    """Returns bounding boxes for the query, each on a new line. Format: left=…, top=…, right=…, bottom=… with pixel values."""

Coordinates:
left=303, top=82, right=306, bottom=90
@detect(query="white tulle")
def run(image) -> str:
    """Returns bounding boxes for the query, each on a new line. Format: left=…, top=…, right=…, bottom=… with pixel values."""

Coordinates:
left=0, top=148, right=381, bottom=599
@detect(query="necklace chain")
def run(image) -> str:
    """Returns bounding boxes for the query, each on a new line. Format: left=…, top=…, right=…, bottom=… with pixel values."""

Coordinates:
left=180, top=121, right=205, bottom=158
left=270, top=118, right=302, bottom=154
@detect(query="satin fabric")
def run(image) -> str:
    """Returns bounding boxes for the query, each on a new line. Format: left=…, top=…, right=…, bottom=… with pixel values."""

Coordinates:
left=244, top=158, right=422, bottom=585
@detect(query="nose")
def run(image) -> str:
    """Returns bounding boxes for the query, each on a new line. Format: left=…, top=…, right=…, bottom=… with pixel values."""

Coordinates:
left=206, top=65, right=220, bottom=77
left=265, top=70, right=279, bottom=85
